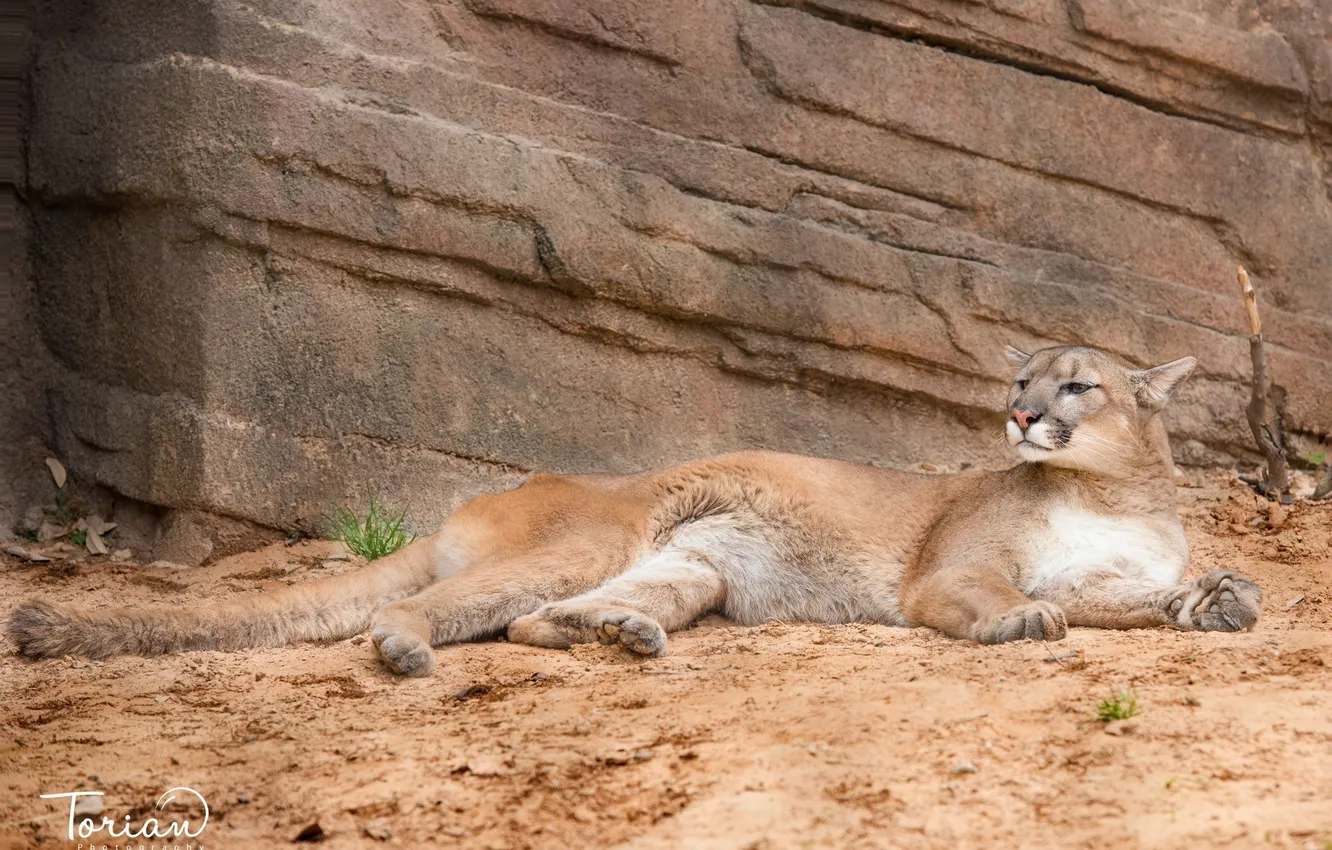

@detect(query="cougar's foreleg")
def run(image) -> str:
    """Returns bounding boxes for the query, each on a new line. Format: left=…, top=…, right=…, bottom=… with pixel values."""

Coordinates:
left=1033, top=568, right=1261, bottom=633
left=900, top=563, right=1068, bottom=645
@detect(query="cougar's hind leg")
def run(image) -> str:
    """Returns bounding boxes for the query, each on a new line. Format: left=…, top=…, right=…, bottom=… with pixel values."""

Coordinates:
left=508, top=548, right=726, bottom=657
left=370, top=549, right=612, bottom=677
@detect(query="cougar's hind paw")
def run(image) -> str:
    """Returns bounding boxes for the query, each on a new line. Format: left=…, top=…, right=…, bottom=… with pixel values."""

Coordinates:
left=371, top=625, right=436, bottom=677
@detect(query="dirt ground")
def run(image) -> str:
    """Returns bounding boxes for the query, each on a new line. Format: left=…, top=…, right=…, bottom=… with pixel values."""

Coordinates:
left=2, top=469, right=1330, bottom=850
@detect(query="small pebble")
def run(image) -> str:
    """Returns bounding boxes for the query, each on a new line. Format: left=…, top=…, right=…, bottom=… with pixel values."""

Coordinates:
left=1267, top=500, right=1289, bottom=525
left=952, top=762, right=977, bottom=775
left=363, top=818, right=393, bottom=841
left=293, top=822, right=325, bottom=842
left=454, top=685, right=490, bottom=701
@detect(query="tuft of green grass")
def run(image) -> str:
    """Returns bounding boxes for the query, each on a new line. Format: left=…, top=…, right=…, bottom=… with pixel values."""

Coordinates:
left=45, top=491, right=73, bottom=527
left=69, top=529, right=87, bottom=547
left=12, top=525, right=41, bottom=543
left=1095, top=689, right=1140, bottom=722
left=1306, top=451, right=1327, bottom=467
left=327, top=498, right=416, bottom=561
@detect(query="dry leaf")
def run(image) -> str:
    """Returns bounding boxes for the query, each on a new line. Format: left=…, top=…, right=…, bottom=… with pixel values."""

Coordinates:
left=85, top=527, right=109, bottom=555
left=46, top=458, right=67, bottom=489
left=87, top=516, right=117, bottom=536
left=1286, top=595, right=1305, bottom=610
left=4, top=546, right=52, bottom=563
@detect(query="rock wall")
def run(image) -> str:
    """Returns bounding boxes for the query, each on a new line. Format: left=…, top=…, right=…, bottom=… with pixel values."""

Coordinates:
left=19, top=0, right=1332, bottom=535
left=1, top=2, right=47, bottom=535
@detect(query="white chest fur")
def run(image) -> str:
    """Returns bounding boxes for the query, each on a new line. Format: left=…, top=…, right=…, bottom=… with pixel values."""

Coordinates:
left=1022, top=506, right=1187, bottom=593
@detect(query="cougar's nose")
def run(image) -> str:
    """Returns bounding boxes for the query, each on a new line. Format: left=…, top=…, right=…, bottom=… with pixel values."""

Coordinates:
left=1013, top=410, right=1041, bottom=430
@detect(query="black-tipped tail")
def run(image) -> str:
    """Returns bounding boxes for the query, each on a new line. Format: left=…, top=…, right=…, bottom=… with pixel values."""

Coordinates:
left=10, top=600, right=92, bottom=658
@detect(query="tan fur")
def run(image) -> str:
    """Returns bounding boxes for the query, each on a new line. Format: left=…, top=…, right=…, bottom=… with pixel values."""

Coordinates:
left=9, top=346, right=1262, bottom=676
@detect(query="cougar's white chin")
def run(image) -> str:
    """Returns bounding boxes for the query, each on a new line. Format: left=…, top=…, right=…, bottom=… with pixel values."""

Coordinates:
left=1017, top=442, right=1055, bottom=462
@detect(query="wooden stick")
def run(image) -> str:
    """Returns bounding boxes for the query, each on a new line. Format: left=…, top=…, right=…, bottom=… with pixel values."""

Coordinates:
left=1314, top=463, right=1332, bottom=501
left=1240, top=267, right=1261, bottom=336
left=1237, top=266, right=1290, bottom=500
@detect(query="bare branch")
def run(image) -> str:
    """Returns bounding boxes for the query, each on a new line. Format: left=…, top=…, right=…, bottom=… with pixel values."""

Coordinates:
left=1240, top=267, right=1261, bottom=336
left=1237, top=266, right=1290, bottom=501
left=1315, top=464, right=1332, bottom=501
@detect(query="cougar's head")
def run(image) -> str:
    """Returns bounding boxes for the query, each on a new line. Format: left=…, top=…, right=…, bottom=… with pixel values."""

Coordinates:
left=1003, top=345, right=1195, bottom=472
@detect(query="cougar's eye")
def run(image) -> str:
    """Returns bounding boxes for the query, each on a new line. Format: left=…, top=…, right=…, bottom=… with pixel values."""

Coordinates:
left=1015, top=379, right=1028, bottom=391
left=1065, top=382, right=1094, bottom=395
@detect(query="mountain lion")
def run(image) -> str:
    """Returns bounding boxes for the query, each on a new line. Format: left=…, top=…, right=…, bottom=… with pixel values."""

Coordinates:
left=9, top=346, right=1262, bottom=676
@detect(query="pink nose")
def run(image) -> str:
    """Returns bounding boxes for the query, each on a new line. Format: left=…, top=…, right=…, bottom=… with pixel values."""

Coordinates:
left=1013, top=410, right=1040, bottom=430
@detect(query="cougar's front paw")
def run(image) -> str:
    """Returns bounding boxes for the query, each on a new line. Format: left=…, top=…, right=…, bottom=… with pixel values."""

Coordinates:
left=974, top=601, right=1067, bottom=645
left=1169, top=569, right=1261, bottom=632
left=371, top=625, right=436, bottom=677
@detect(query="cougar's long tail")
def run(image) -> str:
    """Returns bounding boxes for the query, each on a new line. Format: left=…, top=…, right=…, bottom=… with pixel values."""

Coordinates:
left=8, top=536, right=441, bottom=659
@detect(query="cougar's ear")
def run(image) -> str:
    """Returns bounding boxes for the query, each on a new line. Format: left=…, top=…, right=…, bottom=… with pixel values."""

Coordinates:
left=1129, top=356, right=1196, bottom=412
left=1003, top=345, right=1032, bottom=368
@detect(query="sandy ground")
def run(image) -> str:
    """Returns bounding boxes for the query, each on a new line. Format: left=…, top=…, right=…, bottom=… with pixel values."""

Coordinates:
left=2, top=470, right=1331, bottom=850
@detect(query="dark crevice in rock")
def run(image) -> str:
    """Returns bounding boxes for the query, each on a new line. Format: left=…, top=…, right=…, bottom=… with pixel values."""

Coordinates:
left=293, top=431, right=533, bottom=475
left=533, top=226, right=594, bottom=296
